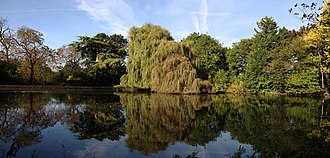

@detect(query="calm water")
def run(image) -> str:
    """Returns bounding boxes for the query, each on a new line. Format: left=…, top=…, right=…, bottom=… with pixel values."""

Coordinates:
left=0, top=92, right=329, bottom=158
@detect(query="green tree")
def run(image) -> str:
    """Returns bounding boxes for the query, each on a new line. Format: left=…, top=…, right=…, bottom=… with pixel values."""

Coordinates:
left=74, top=33, right=127, bottom=66
left=0, top=59, right=20, bottom=84
left=212, top=69, right=229, bottom=92
left=73, top=33, right=128, bottom=85
left=123, top=23, right=174, bottom=88
left=122, top=23, right=212, bottom=93
left=182, top=33, right=227, bottom=80
left=243, top=16, right=281, bottom=93
left=226, top=38, right=252, bottom=78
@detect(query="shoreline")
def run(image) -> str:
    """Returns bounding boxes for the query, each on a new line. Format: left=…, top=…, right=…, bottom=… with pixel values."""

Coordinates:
left=0, top=85, right=328, bottom=97
left=0, top=85, right=150, bottom=93
left=0, top=85, right=117, bottom=93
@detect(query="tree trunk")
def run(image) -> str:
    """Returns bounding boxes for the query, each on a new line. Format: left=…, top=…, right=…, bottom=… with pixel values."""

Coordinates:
left=4, top=46, right=9, bottom=61
left=29, top=62, right=34, bottom=84
left=321, top=69, right=325, bottom=89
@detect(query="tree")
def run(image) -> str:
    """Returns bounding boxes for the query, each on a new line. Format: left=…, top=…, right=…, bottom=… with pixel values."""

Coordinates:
left=72, top=33, right=128, bottom=85
left=56, top=45, right=82, bottom=72
left=73, top=33, right=127, bottom=66
left=122, top=23, right=212, bottom=93
left=0, top=17, right=14, bottom=61
left=226, top=38, right=252, bottom=78
left=243, top=16, right=280, bottom=92
left=54, top=45, right=84, bottom=84
left=123, top=23, right=174, bottom=88
left=182, top=33, right=227, bottom=80
left=14, top=27, right=53, bottom=84
left=304, top=1, right=330, bottom=91
left=289, top=1, right=329, bottom=25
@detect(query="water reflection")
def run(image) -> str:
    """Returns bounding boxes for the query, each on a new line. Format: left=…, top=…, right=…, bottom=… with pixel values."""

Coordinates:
left=0, top=93, right=56, bottom=157
left=0, top=92, right=329, bottom=157
left=119, top=94, right=225, bottom=155
left=70, top=95, right=125, bottom=141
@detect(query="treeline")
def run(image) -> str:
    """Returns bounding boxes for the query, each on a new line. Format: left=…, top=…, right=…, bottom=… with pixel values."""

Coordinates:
left=120, top=2, right=330, bottom=94
left=227, top=2, right=330, bottom=94
left=0, top=2, right=329, bottom=94
left=0, top=19, right=128, bottom=86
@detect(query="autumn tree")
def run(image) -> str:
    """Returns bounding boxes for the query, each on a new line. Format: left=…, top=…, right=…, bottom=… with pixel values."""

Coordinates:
left=304, top=1, right=330, bottom=91
left=14, top=27, right=53, bottom=84
left=53, top=45, right=84, bottom=84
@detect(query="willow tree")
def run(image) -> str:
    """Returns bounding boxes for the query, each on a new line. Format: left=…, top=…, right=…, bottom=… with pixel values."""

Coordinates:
left=121, top=23, right=212, bottom=93
left=122, top=24, right=173, bottom=88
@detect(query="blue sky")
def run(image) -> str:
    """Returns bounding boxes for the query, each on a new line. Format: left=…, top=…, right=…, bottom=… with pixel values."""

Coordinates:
left=0, top=0, right=323, bottom=49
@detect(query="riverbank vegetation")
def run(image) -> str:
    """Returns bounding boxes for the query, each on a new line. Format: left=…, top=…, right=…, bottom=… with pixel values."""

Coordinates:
left=0, top=1, right=329, bottom=94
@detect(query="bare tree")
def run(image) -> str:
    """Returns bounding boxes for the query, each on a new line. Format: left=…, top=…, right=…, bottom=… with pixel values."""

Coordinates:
left=289, top=0, right=329, bottom=25
left=0, top=17, right=15, bottom=61
left=56, top=44, right=82, bottom=72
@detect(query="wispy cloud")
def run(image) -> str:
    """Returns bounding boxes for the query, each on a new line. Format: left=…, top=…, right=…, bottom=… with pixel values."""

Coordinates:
left=0, top=9, right=77, bottom=13
left=75, top=0, right=136, bottom=35
left=191, top=0, right=209, bottom=34
left=192, top=16, right=201, bottom=33
left=201, top=0, right=208, bottom=33
left=74, top=0, right=232, bottom=43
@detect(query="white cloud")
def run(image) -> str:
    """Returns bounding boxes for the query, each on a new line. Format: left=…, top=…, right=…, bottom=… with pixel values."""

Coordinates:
left=74, top=0, right=234, bottom=44
left=75, top=138, right=130, bottom=158
left=190, top=0, right=209, bottom=34
left=200, top=0, right=208, bottom=33
left=75, top=0, right=136, bottom=36
left=192, top=16, right=201, bottom=33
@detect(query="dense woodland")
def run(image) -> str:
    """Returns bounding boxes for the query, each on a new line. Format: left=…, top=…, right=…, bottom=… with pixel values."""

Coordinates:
left=0, top=2, right=329, bottom=94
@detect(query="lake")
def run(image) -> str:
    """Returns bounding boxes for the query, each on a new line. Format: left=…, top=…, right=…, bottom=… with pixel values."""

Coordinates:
left=0, top=92, right=329, bottom=158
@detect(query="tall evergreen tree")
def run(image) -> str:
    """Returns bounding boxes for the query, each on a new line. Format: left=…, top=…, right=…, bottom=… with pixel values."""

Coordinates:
left=243, top=16, right=280, bottom=92
left=72, top=33, right=128, bottom=85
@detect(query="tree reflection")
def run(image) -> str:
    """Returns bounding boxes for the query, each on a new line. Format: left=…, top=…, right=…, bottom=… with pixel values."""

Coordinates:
left=120, top=94, right=225, bottom=155
left=1, top=92, right=329, bottom=157
left=0, top=93, right=56, bottom=157
left=220, top=96, right=330, bottom=158
left=120, top=93, right=330, bottom=157
left=70, top=94, right=126, bottom=141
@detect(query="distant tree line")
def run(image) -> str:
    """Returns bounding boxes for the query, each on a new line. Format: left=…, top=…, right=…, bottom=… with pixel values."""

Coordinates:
left=0, top=1, right=329, bottom=94
left=120, top=1, right=330, bottom=94
left=0, top=18, right=127, bottom=86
